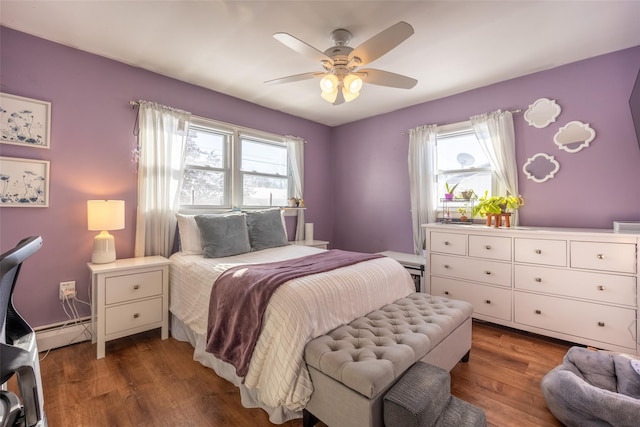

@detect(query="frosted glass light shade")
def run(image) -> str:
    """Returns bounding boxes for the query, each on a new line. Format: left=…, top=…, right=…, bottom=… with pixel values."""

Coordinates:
left=320, top=73, right=339, bottom=93
left=343, top=74, right=363, bottom=94
left=87, top=200, right=125, bottom=264
left=320, top=89, right=338, bottom=103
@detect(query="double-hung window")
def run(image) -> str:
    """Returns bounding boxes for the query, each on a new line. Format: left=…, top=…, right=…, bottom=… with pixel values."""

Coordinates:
left=435, top=121, right=499, bottom=201
left=237, top=134, right=289, bottom=208
left=180, top=121, right=231, bottom=207
left=180, top=117, right=292, bottom=210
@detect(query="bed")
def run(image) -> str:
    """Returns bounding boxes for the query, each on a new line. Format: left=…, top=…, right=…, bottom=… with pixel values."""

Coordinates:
left=169, top=214, right=415, bottom=424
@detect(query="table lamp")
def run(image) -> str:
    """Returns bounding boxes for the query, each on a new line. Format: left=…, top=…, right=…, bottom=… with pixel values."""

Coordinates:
left=87, top=200, right=125, bottom=264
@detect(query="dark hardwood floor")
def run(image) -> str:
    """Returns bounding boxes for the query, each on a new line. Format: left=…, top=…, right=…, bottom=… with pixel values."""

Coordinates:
left=21, top=321, right=569, bottom=426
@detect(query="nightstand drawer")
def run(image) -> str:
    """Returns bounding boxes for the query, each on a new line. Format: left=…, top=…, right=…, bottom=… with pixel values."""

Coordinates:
left=469, top=235, right=511, bottom=261
left=105, top=297, right=163, bottom=335
left=105, top=270, right=163, bottom=304
left=430, top=232, right=466, bottom=255
left=570, top=241, right=636, bottom=274
left=514, top=238, right=567, bottom=266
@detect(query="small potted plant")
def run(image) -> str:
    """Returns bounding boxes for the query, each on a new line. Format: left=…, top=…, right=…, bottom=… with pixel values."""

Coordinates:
left=458, top=207, right=468, bottom=222
left=459, top=189, right=476, bottom=200
left=444, top=182, right=459, bottom=200
left=472, top=191, right=524, bottom=219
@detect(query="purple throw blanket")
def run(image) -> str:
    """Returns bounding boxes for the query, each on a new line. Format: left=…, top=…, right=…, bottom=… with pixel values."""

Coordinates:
left=205, top=249, right=383, bottom=378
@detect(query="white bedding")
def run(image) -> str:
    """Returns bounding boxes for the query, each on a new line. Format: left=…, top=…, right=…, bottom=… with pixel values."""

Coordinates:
left=169, top=245, right=414, bottom=419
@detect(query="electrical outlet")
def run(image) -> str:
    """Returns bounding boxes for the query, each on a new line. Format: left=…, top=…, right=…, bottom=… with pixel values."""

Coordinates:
left=59, top=281, right=76, bottom=300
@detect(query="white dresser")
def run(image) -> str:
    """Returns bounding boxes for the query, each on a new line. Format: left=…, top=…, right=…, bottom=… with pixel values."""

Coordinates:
left=424, top=223, right=639, bottom=355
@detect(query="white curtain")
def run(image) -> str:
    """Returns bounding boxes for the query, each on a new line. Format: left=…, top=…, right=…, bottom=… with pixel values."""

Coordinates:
left=134, top=101, right=191, bottom=257
left=285, top=135, right=305, bottom=241
left=408, top=124, right=438, bottom=256
left=470, top=110, right=519, bottom=225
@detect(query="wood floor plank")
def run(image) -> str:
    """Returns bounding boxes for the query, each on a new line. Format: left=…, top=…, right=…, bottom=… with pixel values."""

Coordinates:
left=26, top=320, right=571, bottom=426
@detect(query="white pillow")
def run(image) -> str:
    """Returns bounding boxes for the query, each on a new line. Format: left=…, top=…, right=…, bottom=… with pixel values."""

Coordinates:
left=176, top=213, right=202, bottom=254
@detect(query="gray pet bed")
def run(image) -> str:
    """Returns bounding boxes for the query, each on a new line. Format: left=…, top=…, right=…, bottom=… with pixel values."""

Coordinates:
left=541, top=346, right=640, bottom=427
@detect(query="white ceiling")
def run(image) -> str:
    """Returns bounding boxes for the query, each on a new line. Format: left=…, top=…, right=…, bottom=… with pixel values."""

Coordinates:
left=2, top=1, right=640, bottom=127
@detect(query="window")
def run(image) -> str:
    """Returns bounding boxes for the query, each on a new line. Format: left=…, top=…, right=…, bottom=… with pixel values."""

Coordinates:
left=238, top=135, right=289, bottom=208
left=180, top=117, right=291, bottom=210
left=181, top=124, right=231, bottom=207
left=435, top=121, right=498, bottom=200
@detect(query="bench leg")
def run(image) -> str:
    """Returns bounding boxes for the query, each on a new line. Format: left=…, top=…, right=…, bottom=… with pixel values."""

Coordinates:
left=303, top=409, right=319, bottom=427
left=460, top=350, right=470, bottom=363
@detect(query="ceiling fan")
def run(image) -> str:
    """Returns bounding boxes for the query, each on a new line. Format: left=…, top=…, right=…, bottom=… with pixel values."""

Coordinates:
left=265, top=21, right=418, bottom=105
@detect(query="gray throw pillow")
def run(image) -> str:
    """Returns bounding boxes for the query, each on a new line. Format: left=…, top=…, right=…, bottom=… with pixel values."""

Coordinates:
left=245, top=208, right=288, bottom=251
left=195, top=214, right=251, bottom=258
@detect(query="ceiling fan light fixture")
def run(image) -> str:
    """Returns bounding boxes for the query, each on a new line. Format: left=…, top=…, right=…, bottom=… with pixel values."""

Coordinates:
left=342, top=87, right=360, bottom=103
left=321, top=89, right=339, bottom=103
left=343, top=73, right=363, bottom=95
left=320, top=73, right=339, bottom=93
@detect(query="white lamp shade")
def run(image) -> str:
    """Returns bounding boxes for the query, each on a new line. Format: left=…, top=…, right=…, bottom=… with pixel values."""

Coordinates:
left=87, top=200, right=125, bottom=231
left=87, top=200, right=125, bottom=264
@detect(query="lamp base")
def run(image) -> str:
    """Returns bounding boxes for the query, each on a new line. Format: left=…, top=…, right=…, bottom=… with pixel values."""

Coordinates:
left=92, top=230, right=116, bottom=264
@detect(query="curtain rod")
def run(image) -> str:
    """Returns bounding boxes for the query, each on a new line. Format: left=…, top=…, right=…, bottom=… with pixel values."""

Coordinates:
left=401, top=109, right=522, bottom=135
left=129, top=100, right=306, bottom=143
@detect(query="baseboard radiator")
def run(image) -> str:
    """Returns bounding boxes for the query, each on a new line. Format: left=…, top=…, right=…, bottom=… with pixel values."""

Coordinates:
left=34, top=317, right=92, bottom=352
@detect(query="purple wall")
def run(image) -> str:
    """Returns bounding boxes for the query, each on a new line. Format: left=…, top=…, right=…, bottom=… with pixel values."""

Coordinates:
left=332, top=46, right=640, bottom=254
left=0, top=27, right=332, bottom=328
left=2, top=25, right=639, bottom=329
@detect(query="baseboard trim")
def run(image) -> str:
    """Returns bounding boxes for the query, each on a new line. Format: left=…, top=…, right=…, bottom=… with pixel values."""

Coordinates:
left=35, top=317, right=92, bottom=352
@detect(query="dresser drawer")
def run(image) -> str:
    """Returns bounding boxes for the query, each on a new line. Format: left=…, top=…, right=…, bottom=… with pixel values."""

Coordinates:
left=469, top=235, right=511, bottom=261
left=432, top=276, right=511, bottom=321
left=105, top=270, right=163, bottom=305
left=104, top=297, right=163, bottom=335
left=514, top=238, right=567, bottom=267
left=570, top=241, right=637, bottom=274
left=430, top=232, right=466, bottom=255
left=514, top=265, right=636, bottom=306
left=431, top=253, right=511, bottom=287
left=514, top=292, right=637, bottom=349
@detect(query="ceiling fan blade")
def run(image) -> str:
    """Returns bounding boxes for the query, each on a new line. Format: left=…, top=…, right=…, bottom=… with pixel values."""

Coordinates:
left=273, top=33, right=333, bottom=65
left=349, top=21, right=414, bottom=66
left=265, top=72, right=323, bottom=85
left=358, top=69, right=418, bottom=89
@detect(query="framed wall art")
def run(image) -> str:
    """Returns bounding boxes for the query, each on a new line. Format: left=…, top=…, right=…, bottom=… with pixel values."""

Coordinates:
left=0, top=92, right=51, bottom=149
left=0, top=157, right=50, bottom=207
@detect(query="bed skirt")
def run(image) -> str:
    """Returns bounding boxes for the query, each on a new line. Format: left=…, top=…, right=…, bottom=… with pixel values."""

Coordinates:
left=170, top=315, right=301, bottom=424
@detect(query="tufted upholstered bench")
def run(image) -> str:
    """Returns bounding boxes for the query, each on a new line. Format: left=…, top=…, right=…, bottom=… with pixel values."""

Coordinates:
left=302, top=292, right=474, bottom=427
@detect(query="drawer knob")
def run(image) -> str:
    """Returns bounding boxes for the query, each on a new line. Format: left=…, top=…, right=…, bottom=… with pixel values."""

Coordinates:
left=133, top=284, right=140, bottom=290
left=535, top=309, right=542, bottom=315
left=133, top=313, right=140, bottom=319
left=444, top=241, right=450, bottom=246
left=484, top=271, right=492, bottom=275
left=484, top=300, right=491, bottom=304
left=535, top=249, right=542, bottom=254
left=485, top=245, right=491, bottom=250
left=597, top=285, right=605, bottom=291
left=444, top=291, right=450, bottom=295
left=535, top=277, right=542, bottom=283
left=444, top=264, right=450, bottom=269
left=598, top=321, right=605, bottom=327
left=597, top=254, right=605, bottom=260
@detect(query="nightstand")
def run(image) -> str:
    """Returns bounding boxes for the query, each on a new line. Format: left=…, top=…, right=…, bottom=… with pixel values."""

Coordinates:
left=291, top=240, right=329, bottom=249
left=88, top=256, right=171, bottom=359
